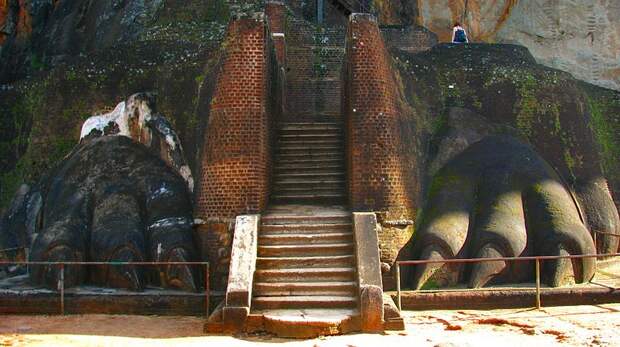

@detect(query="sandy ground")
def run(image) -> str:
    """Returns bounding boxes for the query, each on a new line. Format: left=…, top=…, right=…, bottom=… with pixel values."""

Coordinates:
left=2, top=304, right=620, bottom=346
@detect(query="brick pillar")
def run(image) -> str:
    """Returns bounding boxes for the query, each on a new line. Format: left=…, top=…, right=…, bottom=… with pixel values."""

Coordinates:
left=195, top=16, right=271, bottom=289
left=265, top=1, right=286, bottom=66
left=345, top=14, right=415, bottom=275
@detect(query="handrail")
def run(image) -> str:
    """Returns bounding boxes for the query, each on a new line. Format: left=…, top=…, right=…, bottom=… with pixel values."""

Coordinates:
left=0, top=260, right=210, bottom=317
left=394, top=252, right=620, bottom=311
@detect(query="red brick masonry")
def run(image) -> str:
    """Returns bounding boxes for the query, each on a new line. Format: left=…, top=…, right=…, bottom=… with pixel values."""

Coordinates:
left=196, top=17, right=271, bottom=220
left=345, top=14, right=414, bottom=219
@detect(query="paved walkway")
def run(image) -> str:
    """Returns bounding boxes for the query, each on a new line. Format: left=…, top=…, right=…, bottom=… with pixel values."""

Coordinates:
left=2, top=304, right=620, bottom=346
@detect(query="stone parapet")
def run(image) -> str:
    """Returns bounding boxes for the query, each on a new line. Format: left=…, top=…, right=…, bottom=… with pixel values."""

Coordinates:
left=352, top=212, right=384, bottom=332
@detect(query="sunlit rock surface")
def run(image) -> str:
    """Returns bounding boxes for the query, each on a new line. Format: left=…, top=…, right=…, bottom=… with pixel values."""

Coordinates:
left=373, top=0, right=620, bottom=91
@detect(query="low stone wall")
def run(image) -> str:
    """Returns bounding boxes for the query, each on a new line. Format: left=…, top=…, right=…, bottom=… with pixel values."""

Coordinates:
left=352, top=212, right=384, bottom=332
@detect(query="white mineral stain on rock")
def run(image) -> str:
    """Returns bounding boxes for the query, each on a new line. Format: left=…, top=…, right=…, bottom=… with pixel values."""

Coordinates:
left=80, top=102, right=128, bottom=139
left=79, top=93, right=194, bottom=192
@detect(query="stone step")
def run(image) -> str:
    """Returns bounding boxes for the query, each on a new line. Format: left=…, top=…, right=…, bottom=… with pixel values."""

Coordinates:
left=278, top=125, right=344, bottom=136
left=247, top=309, right=360, bottom=338
left=278, top=147, right=343, bottom=155
left=271, top=187, right=345, bottom=196
left=253, top=281, right=357, bottom=296
left=261, top=214, right=351, bottom=225
left=256, top=255, right=355, bottom=269
left=255, top=267, right=356, bottom=283
left=279, top=123, right=342, bottom=131
left=279, top=133, right=343, bottom=141
left=260, top=223, right=351, bottom=233
left=275, top=166, right=344, bottom=175
left=258, top=232, right=353, bottom=245
left=278, top=139, right=343, bottom=147
left=258, top=243, right=354, bottom=257
left=275, top=162, right=344, bottom=170
left=278, top=142, right=343, bottom=149
left=274, top=172, right=345, bottom=179
left=252, top=295, right=357, bottom=310
left=273, top=178, right=345, bottom=187
left=271, top=193, right=346, bottom=203
left=277, top=152, right=342, bottom=160
left=277, top=157, right=343, bottom=165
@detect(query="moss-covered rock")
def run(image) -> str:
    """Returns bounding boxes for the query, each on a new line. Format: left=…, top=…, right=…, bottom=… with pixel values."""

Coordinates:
left=0, top=4, right=230, bottom=208
left=392, top=43, right=613, bottom=190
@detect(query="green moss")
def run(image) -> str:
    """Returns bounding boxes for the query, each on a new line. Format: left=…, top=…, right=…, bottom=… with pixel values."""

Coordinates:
left=587, top=94, right=620, bottom=180
left=434, top=68, right=483, bottom=113
left=30, top=54, right=47, bottom=71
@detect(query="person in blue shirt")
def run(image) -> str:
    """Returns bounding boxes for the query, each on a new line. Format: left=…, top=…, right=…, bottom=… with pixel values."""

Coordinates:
left=452, top=22, right=469, bottom=43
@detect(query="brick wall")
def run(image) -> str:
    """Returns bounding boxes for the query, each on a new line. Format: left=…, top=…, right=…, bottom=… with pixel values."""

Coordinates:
left=344, top=14, right=417, bottom=271
left=195, top=16, right=275, bottom=289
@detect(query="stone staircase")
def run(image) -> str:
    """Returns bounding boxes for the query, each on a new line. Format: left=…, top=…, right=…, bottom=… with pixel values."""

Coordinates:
left=271, top=122, right=346, bottom=204
left=248, top=206, right=360, bottom=337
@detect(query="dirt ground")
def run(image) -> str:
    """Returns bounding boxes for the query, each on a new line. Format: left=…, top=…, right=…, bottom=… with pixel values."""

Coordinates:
left=2, top=304, right=620, bottom=346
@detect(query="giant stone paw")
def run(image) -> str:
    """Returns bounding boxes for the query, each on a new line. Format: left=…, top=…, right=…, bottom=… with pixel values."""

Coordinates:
left=28, top=135, right=198, bottom=291
left=411, top=136, right=596, bottom=289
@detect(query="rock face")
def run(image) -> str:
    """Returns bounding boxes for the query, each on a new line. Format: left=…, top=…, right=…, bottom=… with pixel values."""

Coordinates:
left=0, top=0, right=165, bottom=81
left=372, top=0, right=620, bottom=91
left=412, top=136, right=596, bottom=288
left=388, top=42, right=620, bottom=287
left=0, top=0, right=230, bottom=208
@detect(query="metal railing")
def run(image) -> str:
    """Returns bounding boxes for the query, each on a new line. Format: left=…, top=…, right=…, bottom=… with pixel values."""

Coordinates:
left=394, top=251, right=620, bottom=312
left=0, top=260, right=210, bottom=317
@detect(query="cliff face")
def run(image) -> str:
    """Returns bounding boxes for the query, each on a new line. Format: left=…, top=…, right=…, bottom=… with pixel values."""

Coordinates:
left=0, top=0, right=166, bottom=82
left=373, top=0, right=620, bottom=91
left=0, top=0, right=237, bottom=208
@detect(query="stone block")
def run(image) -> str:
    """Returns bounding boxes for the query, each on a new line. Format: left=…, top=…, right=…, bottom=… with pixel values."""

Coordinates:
left=222, top=306, right=250, bottom=333
left=360, top=284, right=384, bottom=332
left=352, top=213, right=382, bottom=288
left=225, top=215, right=259, bottom=308
left=353, top=212, right=384, bottom=332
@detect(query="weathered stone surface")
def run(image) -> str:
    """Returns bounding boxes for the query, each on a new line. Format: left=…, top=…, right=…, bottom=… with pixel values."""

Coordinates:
left=352, top=212, right=384, bottom=332
left=16, top=135, right=198, bottom=291
left=392, top=43, right=620, bottom=271
left=410, top=136, right=596, bottom=289
left=359, top=285, right=383, bottom=332
left=372, top=0, right=620, bottom=91
left=225, top=215, right=259, bottom=308
left=0, top=0, right=227, bottom=209
left=222, top=306, right=249, bottom=332
left=80, top=93, right=194, bottom=192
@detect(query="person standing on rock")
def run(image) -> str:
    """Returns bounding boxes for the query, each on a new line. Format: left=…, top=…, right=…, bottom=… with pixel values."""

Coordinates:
left=452, top=22, right=469, bottom=43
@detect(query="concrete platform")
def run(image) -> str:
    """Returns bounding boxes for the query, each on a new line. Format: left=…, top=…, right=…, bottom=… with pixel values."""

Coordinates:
left=247, top=309, right=360, bottom=338
left=395, top=258, right=620, bottom=310
left=0, top=275, right=221, bottom=316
